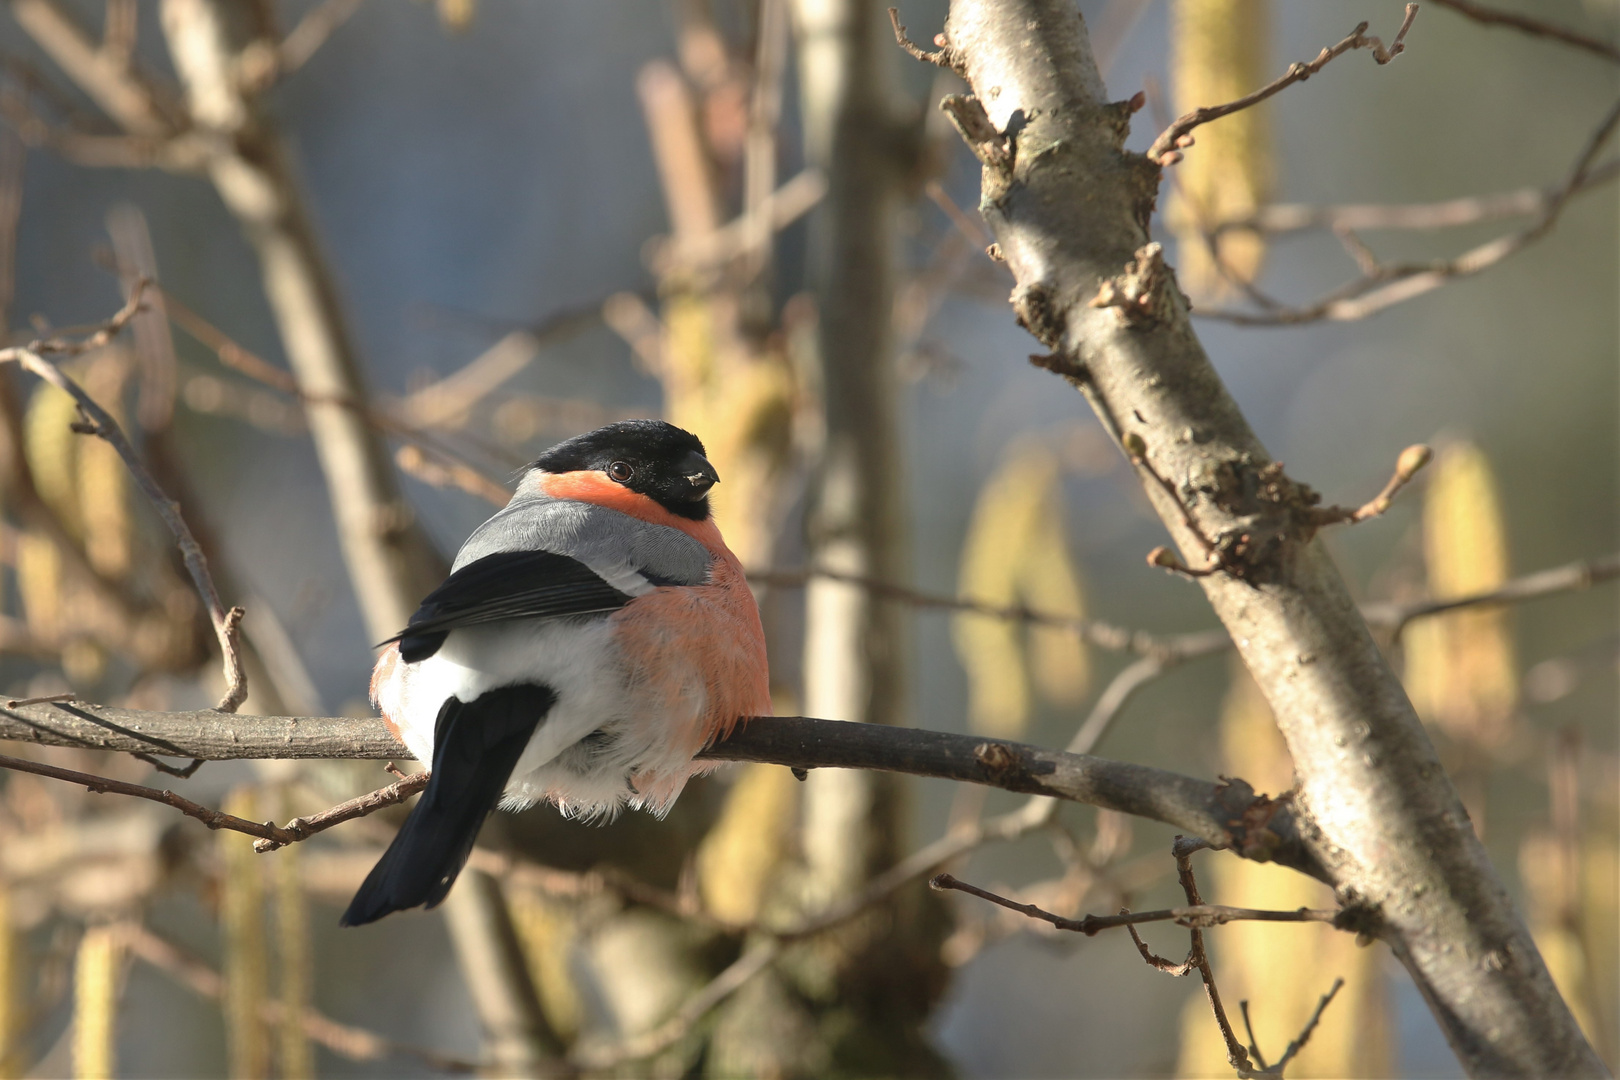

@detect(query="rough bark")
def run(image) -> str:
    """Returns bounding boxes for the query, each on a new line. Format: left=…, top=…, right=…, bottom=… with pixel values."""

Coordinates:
left=938, top=2, right=1605, bottom=1075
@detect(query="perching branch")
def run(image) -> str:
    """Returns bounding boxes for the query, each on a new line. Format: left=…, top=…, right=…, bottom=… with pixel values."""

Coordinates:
left=0, top=705, right=1326, bottom=881
left=1146, top=7, right=1418, bottom=164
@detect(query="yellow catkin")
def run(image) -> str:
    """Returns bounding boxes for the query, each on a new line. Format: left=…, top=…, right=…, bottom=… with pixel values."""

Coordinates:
left=1403, top=441, right=1518, bottom=749
left=954, top=441, right=1088, bottom=736
left=15, top=531, right=63, bottom=646
left=71, top=925, right=120, bottom=1080
left=77, top=351, right=131, bottom=581
left=1167, top=0, right=1272, bottom=297
left=506, top=889, right=582, bottom=1044
left=272, top=837, right=312, bottom=1080
left=1018, top=490, right=1090, bottom=706
left=696, top=760, right=801, bottom=923
left=660, top=294, right=795, bottom=569
left=1175, top=664, right=1391, bottom=1078
left=24, top=381, right=82, bottom=539
left=221, top=788, right=270, bottom=1080
left=0, top=884, right=17, bottom=1080
left=1520, top=831, right=1600, bottom=1044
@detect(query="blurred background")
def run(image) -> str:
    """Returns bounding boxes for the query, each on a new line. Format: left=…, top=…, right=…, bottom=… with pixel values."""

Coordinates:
left=1, top=0, right=1615, bottom=1076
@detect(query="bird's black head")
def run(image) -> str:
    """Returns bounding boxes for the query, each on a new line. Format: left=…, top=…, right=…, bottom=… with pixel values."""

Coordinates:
left=532, top=420, right=718, bottom=520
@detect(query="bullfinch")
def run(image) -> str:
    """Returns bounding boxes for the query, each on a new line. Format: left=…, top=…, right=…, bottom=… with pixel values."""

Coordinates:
left=342, top=419, right=770, bottom=926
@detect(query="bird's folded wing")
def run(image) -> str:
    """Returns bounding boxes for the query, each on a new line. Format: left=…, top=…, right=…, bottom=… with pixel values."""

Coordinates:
left=383, top=550, right=634, bottom=660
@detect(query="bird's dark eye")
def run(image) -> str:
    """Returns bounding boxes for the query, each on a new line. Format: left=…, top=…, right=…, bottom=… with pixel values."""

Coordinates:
left=607, top=461, right=634, bottom=483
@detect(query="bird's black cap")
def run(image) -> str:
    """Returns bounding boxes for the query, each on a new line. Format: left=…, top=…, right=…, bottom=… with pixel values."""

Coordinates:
left=533, top=419, right=718, bottom=520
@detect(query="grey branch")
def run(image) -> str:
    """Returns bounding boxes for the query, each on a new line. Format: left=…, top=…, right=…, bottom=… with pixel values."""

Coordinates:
left=934, top=0, right=1605, bottom=1073
left=0, top=704, right=1325, bottom=881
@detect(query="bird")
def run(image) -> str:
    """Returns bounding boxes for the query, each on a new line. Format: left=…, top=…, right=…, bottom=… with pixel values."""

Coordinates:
left=342, top=419, right=770, bottom=927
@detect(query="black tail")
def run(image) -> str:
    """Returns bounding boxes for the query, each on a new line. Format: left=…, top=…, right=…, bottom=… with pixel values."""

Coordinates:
left=341, top=683, right=555, bottom=927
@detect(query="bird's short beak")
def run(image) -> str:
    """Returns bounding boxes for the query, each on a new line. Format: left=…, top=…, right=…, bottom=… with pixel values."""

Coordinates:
left=679, top=451, right=719, bottom=498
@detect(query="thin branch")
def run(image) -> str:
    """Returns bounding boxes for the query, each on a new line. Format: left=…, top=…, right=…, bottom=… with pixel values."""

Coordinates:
left=749, top=564, right=1224, bottom=659
left=756, top=548, right=1619, bottom=658
left=275, top=0, right=365, bottom=78
left=887, top=7, right=966, bottom=75
left=1199, top=94, right=1620, bottom=325
left=571, top=940, right=781, bottom=1069
left=1365, top=550, right=1620, bottom=636
left=1309, top=444, right=1431, bottom=526
left=1214, top=160, right=1620, bottom=237
left=1173, top=838, right=1252, bottom=1074
left=1267, top=978, right=1346, bottom=1076
left=1427, top=0, right=1620, bottom=63
left=0, top=289, right=248, bottom=715
left=0, top=751, right=299, bottom=845
left=121, top=922, right=476, bottom=1072
left=928, top=873, right=1336, bottom=935
left=252, top=769, right=430, bottom=852
left=1147, top=7, right=1418, bottom=164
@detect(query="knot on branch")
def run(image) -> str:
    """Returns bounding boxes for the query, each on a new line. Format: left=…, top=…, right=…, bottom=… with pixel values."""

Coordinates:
left=940, top=94, right=1014, bottom=177
left=1090, top=243, right=1181, bottom=328
left=1010, top=281, right=1066, bottom=349
left=1217, top=781, right=1297, bottom=862
left=1180, top=454, right=1326, bottom=580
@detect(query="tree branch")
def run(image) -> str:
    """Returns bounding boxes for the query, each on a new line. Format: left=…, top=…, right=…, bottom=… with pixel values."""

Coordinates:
left=0, top=704, right=1326, bottom=881
left=928, top=872, right=1337, bottom=935
left=931, top=1, right=1605, bottom=1072
left=1427, top=0, right=1620, bottom=63
left=0, top=289, right=248, bottom=714
left=1147, top=7, right=1418, bottom=164
left=1198, top=93, right=1620, bottom=325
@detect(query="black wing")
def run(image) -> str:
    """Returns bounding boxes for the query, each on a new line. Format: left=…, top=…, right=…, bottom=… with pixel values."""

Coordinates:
left=341, top=683, right=555, bottom=926
left=383, top=549, right=634, bottom=662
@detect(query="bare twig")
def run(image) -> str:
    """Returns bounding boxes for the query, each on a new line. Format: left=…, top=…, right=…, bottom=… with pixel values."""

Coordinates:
left=1365, top=551, right=1620, bottom=637
left=1427, top=0, right=1620, bottom=63
left=1310, top=444, right=1431, bottom=526
left=0, top=288, right=248, bottom=716
left=5, top=692, right=74, bottom=707
left=1267, top=977, right=1346, bottom=1076
left=1200, top=94, right=1620, bottom=325
left=1148, top=7, right=1418, bottom=164
left=928, top=873, right=1336, bottom=935
left=571, top=939, right=781, bottom=1069
left=275, top=0, right=365, bottom=78
left=0, top=751, right=299, bottom=846
left=1172, top=838, right=1252, bottom=1074
left=755, top=548, right=1620, bottom=657
left=749, top=564, right=1224, bottom=659
left=887, top=7, right=965, bottom=75
left=121, top=922, right=476, bottom=1072
left=252, top=770, right=430, bottom=852
left=1213, top=160, right=1620, bottom=237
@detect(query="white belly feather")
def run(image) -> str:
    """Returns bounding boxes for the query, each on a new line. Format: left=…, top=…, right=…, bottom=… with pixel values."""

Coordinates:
left=372, top=614, right=703, bottom=820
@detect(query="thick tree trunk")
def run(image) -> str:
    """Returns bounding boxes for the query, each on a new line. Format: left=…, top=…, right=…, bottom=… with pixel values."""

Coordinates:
left=938, top=2, right=1606, bottom=1075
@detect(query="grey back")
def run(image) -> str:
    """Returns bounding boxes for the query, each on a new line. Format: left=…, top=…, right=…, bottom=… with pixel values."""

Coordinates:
left=453, top=492, right=712, bottom=592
